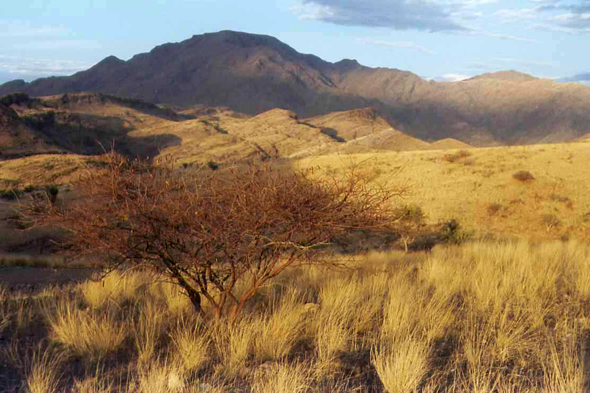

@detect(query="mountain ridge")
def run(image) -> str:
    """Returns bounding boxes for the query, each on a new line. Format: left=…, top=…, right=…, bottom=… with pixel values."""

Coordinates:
left=2, top=30, right=590, bottom=146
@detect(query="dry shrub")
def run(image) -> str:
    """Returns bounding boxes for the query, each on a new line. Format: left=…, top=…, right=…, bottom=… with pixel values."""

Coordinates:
left=542, top=214, right=561, bottom=231
left=486, top=202, right=503, bottom=217
left=25, top=152, right=404, bottom=320
left=512, top=170, right=535, bottom=182
left=442, top=150, right=472, bottom=163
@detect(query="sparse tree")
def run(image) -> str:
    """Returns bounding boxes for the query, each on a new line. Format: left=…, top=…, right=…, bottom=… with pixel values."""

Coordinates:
left=394, top=205, right=426, bottom=252
left=22, top=153, right=405, bottom=320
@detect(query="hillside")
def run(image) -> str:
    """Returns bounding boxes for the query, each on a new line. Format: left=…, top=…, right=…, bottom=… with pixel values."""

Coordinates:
left=297, top=141, right=590, bottom=241
left=2, top=31, right=590, bottom=146
left=0, top=94, right=62, bottom=158
left=1, top=92, right=440, bottom=166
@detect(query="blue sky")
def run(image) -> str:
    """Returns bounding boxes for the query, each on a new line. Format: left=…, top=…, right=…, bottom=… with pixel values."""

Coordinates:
left=1, top=0, right=589, bottom=84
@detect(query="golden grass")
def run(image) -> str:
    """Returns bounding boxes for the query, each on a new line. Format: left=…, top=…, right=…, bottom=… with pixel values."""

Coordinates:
left=5, top=240, right=590, bottom=391
left=254, top=288, right=308, bottom=362
left=133, top=299, right=166, bottom=364
left=371, top=337, right=430, bottom=393
left=23, top=346, right=65, bottom=393
left=211, top=317, right=257, bottom=378
left=44, top=298, right=127, bottom=360
left=169, top=317, right=210, bottom=372
left=80, top=270, right=149, bottom=308
left=296, top=141, right=590, bottom=240
left=0, top=154, right=91, bottom=186
left=251, top=362, right=311, bottom=393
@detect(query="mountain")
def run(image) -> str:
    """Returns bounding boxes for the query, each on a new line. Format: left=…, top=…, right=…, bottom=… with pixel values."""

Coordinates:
left=467, top=70, right=537, bottom=82
left=558, top=73, right=590, bottom=85
left=2, top=30, right=590, bottom=146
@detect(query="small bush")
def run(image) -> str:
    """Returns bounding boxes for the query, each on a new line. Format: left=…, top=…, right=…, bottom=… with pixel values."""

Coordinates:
left=487, top=203, right=503, bottom=217
left=0, top=189, right=22, bottom=200
left=442, top=150, right=472, bottom=163
left=542, top=214, right=561, bottom=231
left=441, top=218, right=470, bottom=244
left=513, top=170, right=535, bottom=182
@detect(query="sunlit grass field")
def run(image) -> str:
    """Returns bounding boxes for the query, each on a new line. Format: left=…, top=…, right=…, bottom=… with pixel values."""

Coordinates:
left=3, top=240, right=590, bottom=392
left=298, top=141, right=590, bottom=241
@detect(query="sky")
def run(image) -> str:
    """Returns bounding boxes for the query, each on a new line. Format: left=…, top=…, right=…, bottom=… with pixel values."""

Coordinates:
left=1, top=0, right=589, bottom=85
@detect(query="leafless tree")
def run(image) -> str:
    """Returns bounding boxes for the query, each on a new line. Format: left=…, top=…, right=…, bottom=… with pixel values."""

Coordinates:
left=23, top=153, right=405, bottom=320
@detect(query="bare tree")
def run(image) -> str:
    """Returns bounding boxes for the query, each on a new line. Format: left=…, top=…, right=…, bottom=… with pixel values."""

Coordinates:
left=394, top=205, right=426, bottom=252
left=23, top=153, right=405, bottom=320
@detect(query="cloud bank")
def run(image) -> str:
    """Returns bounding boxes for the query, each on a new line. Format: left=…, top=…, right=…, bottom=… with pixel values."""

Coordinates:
left=291, top=0, right=467, bottom=32
left=0, top=55, right=93, bottom=80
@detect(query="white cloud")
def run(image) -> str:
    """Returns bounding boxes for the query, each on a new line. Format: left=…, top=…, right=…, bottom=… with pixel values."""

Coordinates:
left=432, top=73, right=472, bottom=82
left=0, top=20, right=69, bottom=38
left=358, top=38, right=436, bottom=55
left=495, top=8, right=539, bottom=23
left=12, top=40, right=102, bottom=51
left=493, top=57, right=555, bottom=67
left=468, top=30, right=538, bottom=42
left=0, top=55, right=92, bottom=78
left=451, top=0, right=498, bottom=8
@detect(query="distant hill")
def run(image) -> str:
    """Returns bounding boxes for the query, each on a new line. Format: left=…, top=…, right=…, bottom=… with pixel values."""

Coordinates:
left=2, top=31, right=590, bottom=146
left=0, top=92, right=189, bottom=160
left=467, top=70, right=538, bottom=82
left=1, top=92, right=445, bottom=169
left=0, top=94, right=61, bottom=158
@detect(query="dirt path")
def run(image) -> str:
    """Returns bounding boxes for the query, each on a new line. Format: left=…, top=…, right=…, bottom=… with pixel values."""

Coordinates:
left=0, top=266, right=95, bottom=291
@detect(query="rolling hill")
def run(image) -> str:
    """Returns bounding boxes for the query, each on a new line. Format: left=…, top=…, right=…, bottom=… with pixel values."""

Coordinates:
left=1, top=92, right=439, bottom=166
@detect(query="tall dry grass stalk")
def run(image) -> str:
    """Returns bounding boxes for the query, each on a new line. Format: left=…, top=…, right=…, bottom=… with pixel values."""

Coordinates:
left=71, top=375, right=114, bottom=393
left=147, top=279, right=191, bottom=316
left=169, top=317, right=210, bottom=372
left=133, top=299, right=166, bottom=364
left=371, top=337, right=430, bottom=393
left=254, top=288, right=308, bottom=361
left=8, top=239, right=590, bottom=392
left=23, top=346, right=65, bottom=393
left=251, top=362, right=311, bottom=393
left=211, top=317, right=257, bottom=378
left=44, top=298, right=127, bottom=360
left=0, top=285, right=9, bottom=334
left=79, top=270, right=150, bottom=308
left=542, top=325, right=585, bottom=393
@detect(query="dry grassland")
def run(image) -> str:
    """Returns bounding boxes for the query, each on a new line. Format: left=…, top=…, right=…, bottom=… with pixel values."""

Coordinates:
left=297, top=142, right=590, bottom=241
left=0, top=154, right=92, bottom=187
left=3, top=240, right=590, bottom=392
